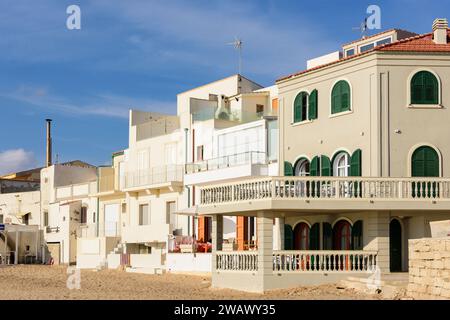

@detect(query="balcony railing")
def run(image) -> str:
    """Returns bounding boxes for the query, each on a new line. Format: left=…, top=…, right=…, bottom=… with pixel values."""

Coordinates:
left=215, top=250, right=378, bottom=273
left=185, top=151, right=267, bottom=174
left=55, top=181, right=97, bottom=200
left=123, top=165, right=183, bottom=189
left=200, top=177, right=450, bottom=205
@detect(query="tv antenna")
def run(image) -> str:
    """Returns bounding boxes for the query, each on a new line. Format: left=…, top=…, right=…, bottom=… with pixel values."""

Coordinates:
left=227, top=37, right=243, bottom=75
left=352, top=17, right=368, bottom=38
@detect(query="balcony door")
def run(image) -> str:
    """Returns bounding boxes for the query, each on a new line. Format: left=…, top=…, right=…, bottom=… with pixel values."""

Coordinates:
left=390, top=219, right=402, bottom=272
left=104, top=204, right=120, bottom=236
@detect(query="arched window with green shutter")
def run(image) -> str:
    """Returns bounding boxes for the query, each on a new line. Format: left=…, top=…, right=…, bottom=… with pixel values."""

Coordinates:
left=293, top=92, right=308, bottom=123
left=310, top=156, right=320, bottom=176
left=308, top=89, right=318, bottom=120
left=411, top=71, right=439, bottom=105
left=412, top=146, right=440, bottom=198
left=284, top=161, right=293, bottom=176
left=331, top=80, right=351, bottom=114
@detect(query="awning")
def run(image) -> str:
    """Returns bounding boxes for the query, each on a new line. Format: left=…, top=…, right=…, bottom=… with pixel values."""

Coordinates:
left=14, top=211, right=31, bottom=217
left=174, top=206, right=200, bottom=216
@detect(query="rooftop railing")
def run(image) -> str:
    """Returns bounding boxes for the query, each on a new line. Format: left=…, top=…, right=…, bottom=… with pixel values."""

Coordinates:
left=123, top=165, right=183, bottom=189
left=185, top=151, right=268, bottom=174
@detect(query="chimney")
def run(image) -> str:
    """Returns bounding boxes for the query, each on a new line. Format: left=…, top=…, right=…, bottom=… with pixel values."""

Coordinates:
left=45, top=119, right=52, bottom=167
left=433, top=18, right=448, bottom=44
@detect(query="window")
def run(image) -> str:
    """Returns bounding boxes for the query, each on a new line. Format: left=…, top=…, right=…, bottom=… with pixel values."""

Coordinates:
left=331, top=81, right=351, bottom=114
left=43, top=211, right=48, bottom=227
left=376, top=37, right=391, bottom=46
left=359, top=42, right=374, bottom=53
left=333, top=152, right=350, bottom=177
left=121, top=203, right=127, bottom=214
left=294, top=158, right=310, bottom=176
left=256, top=104, right=264, bottom=116
left=166, top=201, right=177, bottom=227
left=23, top=213, right=30, bottom=226
left=139, top=204, right=150, bottom=225
left=196, top=145, right=204, bottom=162
left=294, top=223, right=310, bottom=250
left=411, top=71, right=439, bottom=105
left=345, top=48, right=355, bottom=57
left=412, top=146, right=439, bottom=177
left=0, top=214, right=3, bottom=224
left=80, top=207, right=87, bottom=224
left=333, top=220, right=352, bottom=250
left=293, top=92, right=308, bottom=122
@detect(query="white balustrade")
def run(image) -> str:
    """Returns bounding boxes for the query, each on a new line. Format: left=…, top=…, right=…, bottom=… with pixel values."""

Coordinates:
left=216, top=251, right=258, bottom=271
left=124, top=165, right=183, bottom=189
left=215, top=250, right=377, bottom=273
left=200, top=177, right=450, bottom=205
left=273, top=250, right=377, bottom=273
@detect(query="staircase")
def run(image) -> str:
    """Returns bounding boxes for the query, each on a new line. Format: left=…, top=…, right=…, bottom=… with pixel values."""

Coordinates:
left=339, top=273, right=409, bottom=299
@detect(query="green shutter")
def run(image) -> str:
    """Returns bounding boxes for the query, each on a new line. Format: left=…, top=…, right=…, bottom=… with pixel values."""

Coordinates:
left=284, top=161, right=294, bottom=176
left=411, top=71, right=439, bottom=104
left=294, top=92, right=308, bottom=122
left=350, top=149, right=362, bottom=176
left=321, top=155, right=331, bottom=176
left=310, top=156, right=320, bottom=176
left=331, top=81, right=351, bottom=113
left=284, top=224, right=294, bottom=250
left=308, top=89, right=318, bottom=120
left=310, top=223, right=320, bottom=250
left=412, top=146, right=439, bottom=177
left=322, top=222, right=332, bottom=250
left=351, top=220, right=363, bottom=250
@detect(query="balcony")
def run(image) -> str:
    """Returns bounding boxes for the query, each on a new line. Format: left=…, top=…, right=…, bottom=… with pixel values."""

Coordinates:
left=122, top=224, right=171, bottom=244
left=195, top=176, right=450, bottom=214
left=192, top=108, right=274, bottom=124
left=122, top=165, right=183, bottom=192
left=54, top=181, right=97, bottom=200
left=184, top=151, right=276, bottom=186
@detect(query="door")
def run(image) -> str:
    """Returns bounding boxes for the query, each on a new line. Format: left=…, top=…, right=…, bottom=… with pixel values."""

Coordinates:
left=412, top=146, right=439, bottom=197
left=390, top=219, right=402, bottom=272
left=47, top=243, right=60, bottom=265
left=104, top=204, right=120, bottom=236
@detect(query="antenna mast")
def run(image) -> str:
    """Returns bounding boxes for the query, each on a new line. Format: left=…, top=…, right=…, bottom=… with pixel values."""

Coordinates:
left=227, top=37, right=243, bottom=74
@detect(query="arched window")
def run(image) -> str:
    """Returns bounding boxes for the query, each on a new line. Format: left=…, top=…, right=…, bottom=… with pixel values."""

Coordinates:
left=411, top=71, right=439, bottom=105
left=412, top=146, right=440, bottom=177
left=294, top=158, right=310, bottom=176
left=333, top=220, right=352, bottom=250
left=333, top=152, right=350, bottom=177
left=294, top=223, right=310, bottom=250
left=331, top=80, right=351, bottom=114
left=294, top=92, right=308, bottom=123
left=411, top=146, right=440, bottom=198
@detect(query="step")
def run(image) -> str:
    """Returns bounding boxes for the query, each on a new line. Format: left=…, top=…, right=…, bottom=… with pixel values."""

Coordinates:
left=125, top=267, right=166, bottom=275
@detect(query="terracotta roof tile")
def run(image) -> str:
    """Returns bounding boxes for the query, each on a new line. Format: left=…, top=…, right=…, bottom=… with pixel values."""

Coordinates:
left=277, top=30, right=450, bottom=83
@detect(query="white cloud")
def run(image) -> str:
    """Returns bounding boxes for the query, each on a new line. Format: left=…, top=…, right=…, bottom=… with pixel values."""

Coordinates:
left=0, top=149, right=38, bottom=176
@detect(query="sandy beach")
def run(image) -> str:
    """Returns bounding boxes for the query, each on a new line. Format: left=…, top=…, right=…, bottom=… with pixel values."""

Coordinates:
left=0, top=265, right=382, bottom=300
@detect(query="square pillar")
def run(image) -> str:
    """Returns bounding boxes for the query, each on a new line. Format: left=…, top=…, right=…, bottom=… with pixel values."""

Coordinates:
left=256, top=211, right=274, bottom=291
left=365, top=211, right=390, bottom=273
left=273, top=217, right=285, bottom=250
left=211, top=214, right=223, bottom=273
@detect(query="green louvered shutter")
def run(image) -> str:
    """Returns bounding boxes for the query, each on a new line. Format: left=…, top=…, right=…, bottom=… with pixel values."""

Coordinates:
left=284, top=161, right=293, bottom=176
left=308, top=89, right=318, bottom=120
left=310, top=223, right=320, bottom=250
left=321, top=155, right=331, bottom=176
left=351, top=220, right=363, bottom=250
left=293, top=94, right=301, bottom=122
left=332, top=81, right=350, bottom=113
left=411, top=71, right=439, bottom=104
left=350, top=149, right=362, bottom=176
left=310, top=156, right=320, bottom=176
left=331, top=85, right=340, bottom=114
left=284, top=224, right=294, bottom=250
left=322, top=222, right=333, bottom=250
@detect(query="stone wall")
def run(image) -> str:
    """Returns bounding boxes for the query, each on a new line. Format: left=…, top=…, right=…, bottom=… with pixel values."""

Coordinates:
left=408, top=238, right=450, bottom=299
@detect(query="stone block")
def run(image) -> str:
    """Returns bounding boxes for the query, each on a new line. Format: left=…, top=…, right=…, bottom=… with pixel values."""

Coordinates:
left=444, top=259, right=450, bottom=269
left=432, top=260, right=444, bottom=269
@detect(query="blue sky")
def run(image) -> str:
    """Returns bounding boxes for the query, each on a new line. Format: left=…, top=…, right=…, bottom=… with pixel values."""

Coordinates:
left=0, top=0, right=448, bottom=174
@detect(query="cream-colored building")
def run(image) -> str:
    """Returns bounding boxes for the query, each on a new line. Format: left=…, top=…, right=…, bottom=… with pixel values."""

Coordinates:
left=181, top=19, right=450, bottom=292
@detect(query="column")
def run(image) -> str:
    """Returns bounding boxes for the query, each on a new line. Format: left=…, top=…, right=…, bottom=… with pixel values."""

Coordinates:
left=257, top=211, right=274, bottom=292
left=366, top=211, right=390, bottom=273
left=15, top=231, right=19, bottom=265
left=273, top=217, right=285, bottom=250
left=211, top=214, right=223, bottom=273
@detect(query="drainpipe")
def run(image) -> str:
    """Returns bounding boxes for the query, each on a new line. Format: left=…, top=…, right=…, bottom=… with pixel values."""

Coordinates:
left=184, top=128, right=191, bottom=235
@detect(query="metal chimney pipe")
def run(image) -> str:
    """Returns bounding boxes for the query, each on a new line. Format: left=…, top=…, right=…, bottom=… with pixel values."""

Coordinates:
left=45, top=119, right=52, bottom=167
